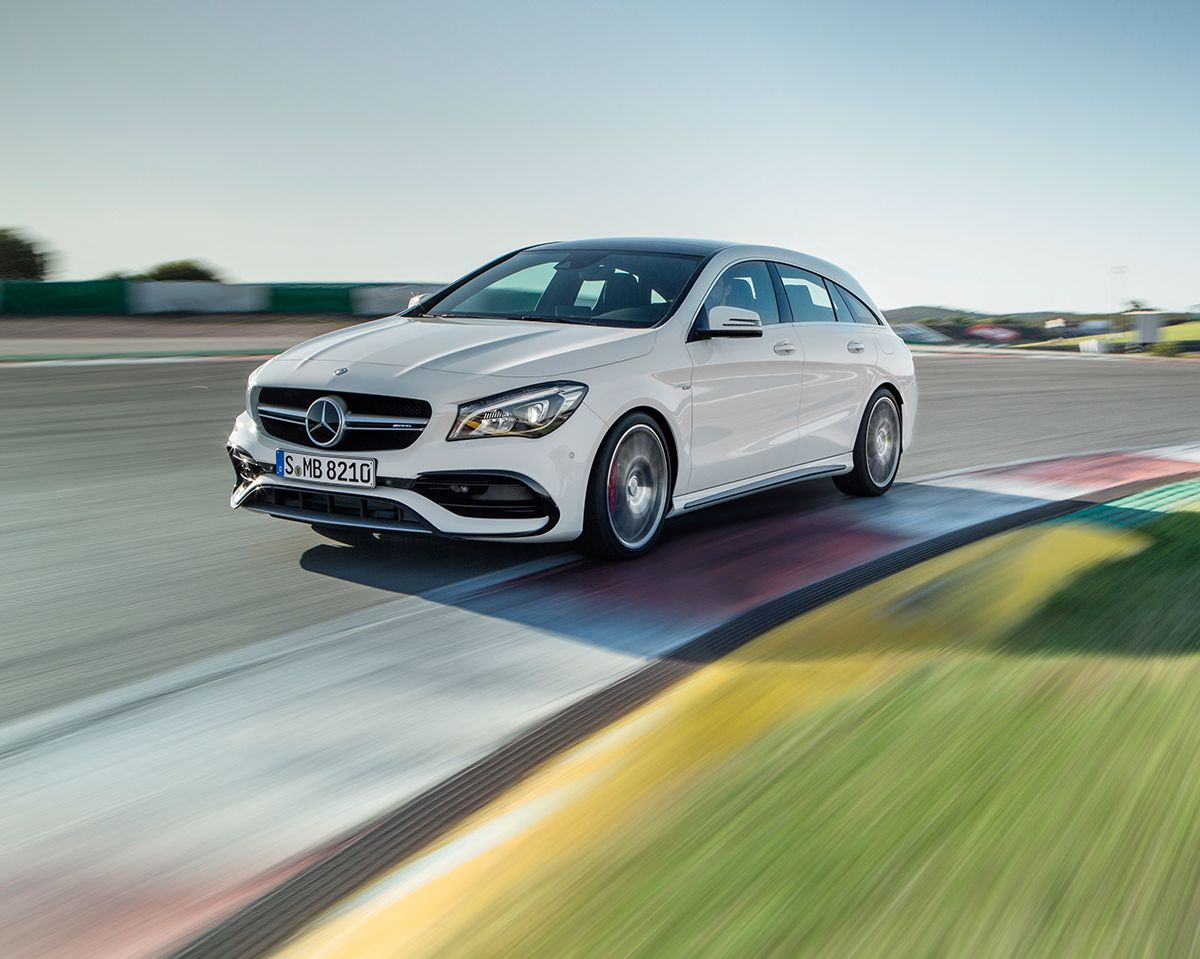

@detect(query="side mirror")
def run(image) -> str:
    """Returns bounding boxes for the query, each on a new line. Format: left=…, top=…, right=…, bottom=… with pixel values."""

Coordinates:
left=701, top=306, right=764, bottom=338
left=408, top=292, right=433, bottom=309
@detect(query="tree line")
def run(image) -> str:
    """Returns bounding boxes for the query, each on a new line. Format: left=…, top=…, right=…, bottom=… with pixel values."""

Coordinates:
left=0, top=227, right=224, bottom=282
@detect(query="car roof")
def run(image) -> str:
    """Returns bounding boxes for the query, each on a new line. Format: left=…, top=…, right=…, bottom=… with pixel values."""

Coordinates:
left=529, top=237, right=731, bottom=256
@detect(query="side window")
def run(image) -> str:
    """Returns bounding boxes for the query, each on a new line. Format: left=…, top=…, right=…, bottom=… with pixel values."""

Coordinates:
left=827, top=282, right=855, bottom=323
left=836, top=283, right=882, bottom=325
left=702, top=261, right=781, bottom=325
left=775, top=264, right=837, bottom=323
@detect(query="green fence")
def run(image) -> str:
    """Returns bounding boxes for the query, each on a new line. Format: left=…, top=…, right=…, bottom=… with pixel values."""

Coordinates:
left=2, top=279, right=128, bottom=315
left=267, top=284, right=356, bottom=314
left=0, top=280, right=441, bottom=316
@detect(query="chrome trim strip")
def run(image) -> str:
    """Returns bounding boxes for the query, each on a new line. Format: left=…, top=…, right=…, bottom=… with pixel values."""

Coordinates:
left=257, top=404, right=306, bottom=422
left=345, top=414, right=428, bottom=428
left=257, top=404, right=428, bottom=430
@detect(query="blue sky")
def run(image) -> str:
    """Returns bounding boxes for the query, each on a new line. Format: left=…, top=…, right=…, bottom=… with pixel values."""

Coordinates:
left=3, top=0, right=1196, bottom=312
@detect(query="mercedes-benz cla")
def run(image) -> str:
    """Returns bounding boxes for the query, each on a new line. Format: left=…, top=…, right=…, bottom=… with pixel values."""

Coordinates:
left=228, top=238, right=917, bottom=558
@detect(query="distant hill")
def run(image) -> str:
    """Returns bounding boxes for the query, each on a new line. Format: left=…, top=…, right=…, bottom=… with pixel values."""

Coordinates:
left=884, top=306, right=990, bottom=325
left=884, top=306, right=1101, bottom=327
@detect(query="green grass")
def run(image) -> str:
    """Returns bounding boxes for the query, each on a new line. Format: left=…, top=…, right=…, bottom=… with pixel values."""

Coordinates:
left=1005, top=510, right=1200, bottom=655
left=439, top=510, right=1200, bottom=958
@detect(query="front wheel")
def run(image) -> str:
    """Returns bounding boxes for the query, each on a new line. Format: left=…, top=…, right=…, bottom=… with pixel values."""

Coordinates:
left=833, top=389, right=902, bottom=497
left=580, top=413, right=671, bottom=560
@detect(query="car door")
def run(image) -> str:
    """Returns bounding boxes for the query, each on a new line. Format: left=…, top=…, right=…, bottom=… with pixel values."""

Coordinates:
left=775, top=264, right=878, bottom=465
left=684, top=260, right=803, bottom=492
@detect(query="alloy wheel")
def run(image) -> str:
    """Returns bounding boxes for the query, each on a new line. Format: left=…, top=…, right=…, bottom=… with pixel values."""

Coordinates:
left=605, top=424, right=669, bottom=550
left=865, top=395, right=901, bottom=487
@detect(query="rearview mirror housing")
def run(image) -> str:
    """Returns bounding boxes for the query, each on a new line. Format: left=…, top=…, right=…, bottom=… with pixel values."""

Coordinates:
left=700, top=306, right=764, bottom=338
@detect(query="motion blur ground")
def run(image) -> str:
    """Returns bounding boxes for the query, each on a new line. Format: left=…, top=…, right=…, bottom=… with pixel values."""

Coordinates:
left=0, top=316, right=353, bottom=363
left=4, top=351, right=1200, bottom=721
left=270, top=479, right=1200, bottom=959
left=1, top=346, right=1200, bottom=958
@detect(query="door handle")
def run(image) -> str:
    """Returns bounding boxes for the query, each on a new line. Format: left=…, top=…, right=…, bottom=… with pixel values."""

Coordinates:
left=847, top=339, right=866, bottom=354
left=773, top=340, right=796, bottom=355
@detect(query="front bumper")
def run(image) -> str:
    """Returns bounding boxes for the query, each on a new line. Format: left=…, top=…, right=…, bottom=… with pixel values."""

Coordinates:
left=226, top=406, right=601, bottom=542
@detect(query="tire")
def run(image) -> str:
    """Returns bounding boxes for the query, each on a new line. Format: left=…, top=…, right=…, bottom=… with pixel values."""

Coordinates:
left=580, top=413, right=672, bottom=560
left=833, top=388, right=902, bottom=497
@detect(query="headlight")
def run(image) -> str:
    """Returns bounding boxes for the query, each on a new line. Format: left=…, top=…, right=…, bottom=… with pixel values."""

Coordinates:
left=448, top=382, right=588, bottom=441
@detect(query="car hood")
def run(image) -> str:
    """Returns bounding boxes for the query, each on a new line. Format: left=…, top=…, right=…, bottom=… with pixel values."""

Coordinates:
left=277, top=315, right=656, bottom=378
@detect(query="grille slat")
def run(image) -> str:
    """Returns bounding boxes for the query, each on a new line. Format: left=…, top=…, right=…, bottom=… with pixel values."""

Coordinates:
left=259, top=388, right=431, bottom=419
left=255, top=387, right=432, bottom=452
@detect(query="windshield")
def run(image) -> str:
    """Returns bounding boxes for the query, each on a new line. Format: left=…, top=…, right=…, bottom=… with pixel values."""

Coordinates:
left=422, top=249, right=704, bottom=328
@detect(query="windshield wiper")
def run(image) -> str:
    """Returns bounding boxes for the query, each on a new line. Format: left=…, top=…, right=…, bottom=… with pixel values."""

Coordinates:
left=509, top=315, right=591, bottom=325
left=426, top=312, right=591, bottom=324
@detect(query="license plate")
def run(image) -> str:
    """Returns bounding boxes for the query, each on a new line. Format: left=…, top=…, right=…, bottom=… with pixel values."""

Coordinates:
left=275, top=450, right=376, bottom=488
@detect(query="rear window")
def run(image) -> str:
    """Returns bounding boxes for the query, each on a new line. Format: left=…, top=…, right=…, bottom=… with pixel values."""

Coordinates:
left=835, top=283, right=882, bottom=325
left=775, top=264, right=837, bottom=323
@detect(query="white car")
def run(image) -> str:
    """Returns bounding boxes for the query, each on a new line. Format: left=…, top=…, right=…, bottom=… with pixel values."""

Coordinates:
left=228, top=239, right=917, bottom=558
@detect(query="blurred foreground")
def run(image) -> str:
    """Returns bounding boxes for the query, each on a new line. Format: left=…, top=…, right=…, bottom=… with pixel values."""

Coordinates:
left=1, top=353, right=1199, bottom=958
left=276, top=483, right=1200, bottom=958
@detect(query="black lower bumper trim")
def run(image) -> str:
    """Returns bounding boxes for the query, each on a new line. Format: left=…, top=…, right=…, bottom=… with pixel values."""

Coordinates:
left=412, top=470, right=557, bottom=521
left=239, top=485, right=432, bottom=534
left=229, top=450, right=561, bottom=539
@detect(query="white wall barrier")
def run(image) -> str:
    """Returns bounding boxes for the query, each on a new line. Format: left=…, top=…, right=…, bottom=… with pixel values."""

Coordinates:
left=351, top=284, right=442, bottom=316
left=127, top=282, right=270, bottom=314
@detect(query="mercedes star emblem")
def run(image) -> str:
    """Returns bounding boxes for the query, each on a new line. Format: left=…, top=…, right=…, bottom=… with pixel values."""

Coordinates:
left=305, top=395, right=348, bottom=448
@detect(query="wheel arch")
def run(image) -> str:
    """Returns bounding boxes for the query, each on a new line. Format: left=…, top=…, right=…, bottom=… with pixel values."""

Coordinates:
left=610, top=404, right=680, bottom=501
left=876, top=379, right=903, bottom=406
left=872, top=382, right=904, bottom=454
left=580, top=405, right=678, bottom=559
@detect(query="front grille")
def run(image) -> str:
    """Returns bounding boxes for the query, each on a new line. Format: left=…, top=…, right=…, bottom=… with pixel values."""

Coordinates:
left=255, top=387, right=433, bottom=452
left=258, top=388, right=431, bottom=419
left=261, top=419, right=422, bottom=453
left=242, top=485, right=429, bottom=532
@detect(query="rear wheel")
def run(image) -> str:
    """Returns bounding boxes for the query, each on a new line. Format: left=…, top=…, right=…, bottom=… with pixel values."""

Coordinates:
left=833, top=389, right=902, bottom=497
left=581, top=413, right=671, bottom=560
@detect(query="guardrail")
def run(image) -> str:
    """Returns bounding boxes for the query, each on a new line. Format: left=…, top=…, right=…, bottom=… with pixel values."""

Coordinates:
left=0, top=280, right=443, bottom=316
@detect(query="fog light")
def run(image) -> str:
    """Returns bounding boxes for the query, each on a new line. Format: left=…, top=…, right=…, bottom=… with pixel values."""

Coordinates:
left=228, top=446, right=263, bottom=486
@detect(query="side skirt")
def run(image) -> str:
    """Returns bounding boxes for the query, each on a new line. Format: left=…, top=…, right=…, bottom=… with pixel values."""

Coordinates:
left=668, top=455, right=853, bottom=517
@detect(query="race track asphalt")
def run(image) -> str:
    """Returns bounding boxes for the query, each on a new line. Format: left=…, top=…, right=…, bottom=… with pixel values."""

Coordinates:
left=2, top=352, right=1198, bottom=725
